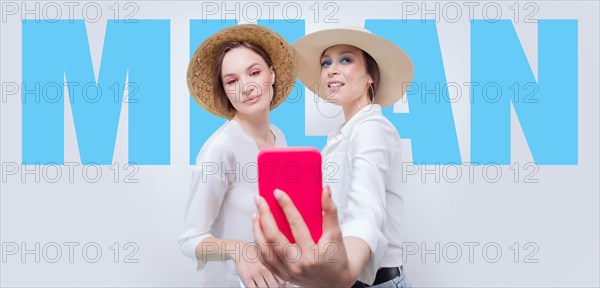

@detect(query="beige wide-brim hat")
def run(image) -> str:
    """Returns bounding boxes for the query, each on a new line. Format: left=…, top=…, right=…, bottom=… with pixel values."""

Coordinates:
left=187, top=24, right=297, bottom=119
left=292, top=26, right=414, bottom=108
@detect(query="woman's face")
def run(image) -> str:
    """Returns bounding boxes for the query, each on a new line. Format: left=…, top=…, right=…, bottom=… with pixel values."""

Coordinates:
left=320, top=44, right=372, bottom=106
left=220, top=47, right=275, bottom=116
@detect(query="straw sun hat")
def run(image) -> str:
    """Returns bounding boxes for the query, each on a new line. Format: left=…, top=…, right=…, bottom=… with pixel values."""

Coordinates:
left=187, top=24, right=297, bottom=119
left=292, top=26, right=414, bottom=108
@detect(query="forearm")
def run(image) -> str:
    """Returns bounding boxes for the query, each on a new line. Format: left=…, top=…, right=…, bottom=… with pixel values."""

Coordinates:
left=195, top=237, right=248, bottom=263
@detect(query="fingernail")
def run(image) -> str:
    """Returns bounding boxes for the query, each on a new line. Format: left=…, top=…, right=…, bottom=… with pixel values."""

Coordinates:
left=252, top=212, right=257, bottom=221
left=274, top=189, right=282, bottom=200
left=254, top=195, right=260, bottom=206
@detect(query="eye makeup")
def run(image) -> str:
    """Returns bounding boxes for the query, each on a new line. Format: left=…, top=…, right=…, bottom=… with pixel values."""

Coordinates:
left=321, top=51, right=356, bottom=68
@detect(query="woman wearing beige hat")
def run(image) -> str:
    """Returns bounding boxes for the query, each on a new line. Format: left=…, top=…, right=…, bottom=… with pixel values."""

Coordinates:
left=179, top=24, right=297, bottom=287
left=253, top=26, right=413, bottom=288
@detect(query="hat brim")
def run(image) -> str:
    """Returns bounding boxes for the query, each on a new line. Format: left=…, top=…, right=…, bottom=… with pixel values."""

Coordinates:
left=293, top=28, right=413, bottom=108
left=187, top=24, right=297, bottom=119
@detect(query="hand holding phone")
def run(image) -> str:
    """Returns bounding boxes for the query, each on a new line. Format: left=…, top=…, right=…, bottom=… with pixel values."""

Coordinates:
left=258, top=147, right=322, bottom=243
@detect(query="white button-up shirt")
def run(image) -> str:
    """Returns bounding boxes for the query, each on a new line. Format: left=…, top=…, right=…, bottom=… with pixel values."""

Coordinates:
left=322, top=104, right=405, bottom=285
left=179, top=120, right=286, bottom=287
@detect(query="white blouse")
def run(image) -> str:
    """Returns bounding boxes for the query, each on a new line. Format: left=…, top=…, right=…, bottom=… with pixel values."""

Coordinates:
left=179, top=120, right=286, bottom=287
left=322, top=104, right=405, bottom=285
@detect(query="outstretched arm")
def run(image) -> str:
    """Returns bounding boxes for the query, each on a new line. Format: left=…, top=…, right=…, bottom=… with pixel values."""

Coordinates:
left=252, top=187, right=371, bottom=287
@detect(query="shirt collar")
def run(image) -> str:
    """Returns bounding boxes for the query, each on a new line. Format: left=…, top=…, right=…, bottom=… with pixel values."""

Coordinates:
left=328, top=104, right=382, bottom=139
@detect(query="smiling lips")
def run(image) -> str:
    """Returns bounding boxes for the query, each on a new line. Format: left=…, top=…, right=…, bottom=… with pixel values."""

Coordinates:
left=326, top=81, right=345, bottom=93
left=243, top=95, right=261, bottom=104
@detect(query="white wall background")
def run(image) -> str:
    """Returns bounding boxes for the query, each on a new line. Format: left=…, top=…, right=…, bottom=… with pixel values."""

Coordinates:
left=1, top=1, right=598, bottom=286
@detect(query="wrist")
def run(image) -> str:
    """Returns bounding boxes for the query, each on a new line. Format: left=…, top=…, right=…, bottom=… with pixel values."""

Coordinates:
left=225, top=240, right=247, bottom=262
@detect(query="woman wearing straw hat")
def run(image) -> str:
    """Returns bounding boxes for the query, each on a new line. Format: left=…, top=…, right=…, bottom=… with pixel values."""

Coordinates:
left=179, top=24, right=297, bottom=287
left=253, top=26, right=413, bottom=287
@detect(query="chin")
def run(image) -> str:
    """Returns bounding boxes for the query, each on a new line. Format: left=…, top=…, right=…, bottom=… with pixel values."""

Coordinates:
left=238, top=102, right=270, bottom=116
left=327, top=96, right=354, bottom=106
left=323, top=94, right=342, bottom=105
left=326, top=90, right=356, bottom=105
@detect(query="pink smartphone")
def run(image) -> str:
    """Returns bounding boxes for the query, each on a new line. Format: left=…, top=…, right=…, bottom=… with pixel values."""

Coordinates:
left=258, top=147, right=322, bottom=243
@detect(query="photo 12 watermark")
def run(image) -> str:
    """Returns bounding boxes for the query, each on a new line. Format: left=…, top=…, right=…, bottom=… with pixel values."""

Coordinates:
left=199, top=1, right=340, bottom=24
left=1, top=162, right=140, bottom=184
left=2, top=81, right=140, bottom=105
left=399, top=1, right=539, bottom=23
left=1, top=241, right=140, bottom=264
left=1, top=1, right=140, bottom=23
left=402, top=241, right=540, bottom=264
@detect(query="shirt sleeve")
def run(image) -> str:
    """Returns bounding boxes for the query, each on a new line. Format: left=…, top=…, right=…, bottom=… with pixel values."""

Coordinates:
left=341, top=118, right=394, bottom=284
left=178, top=145, right=231, bottom=271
